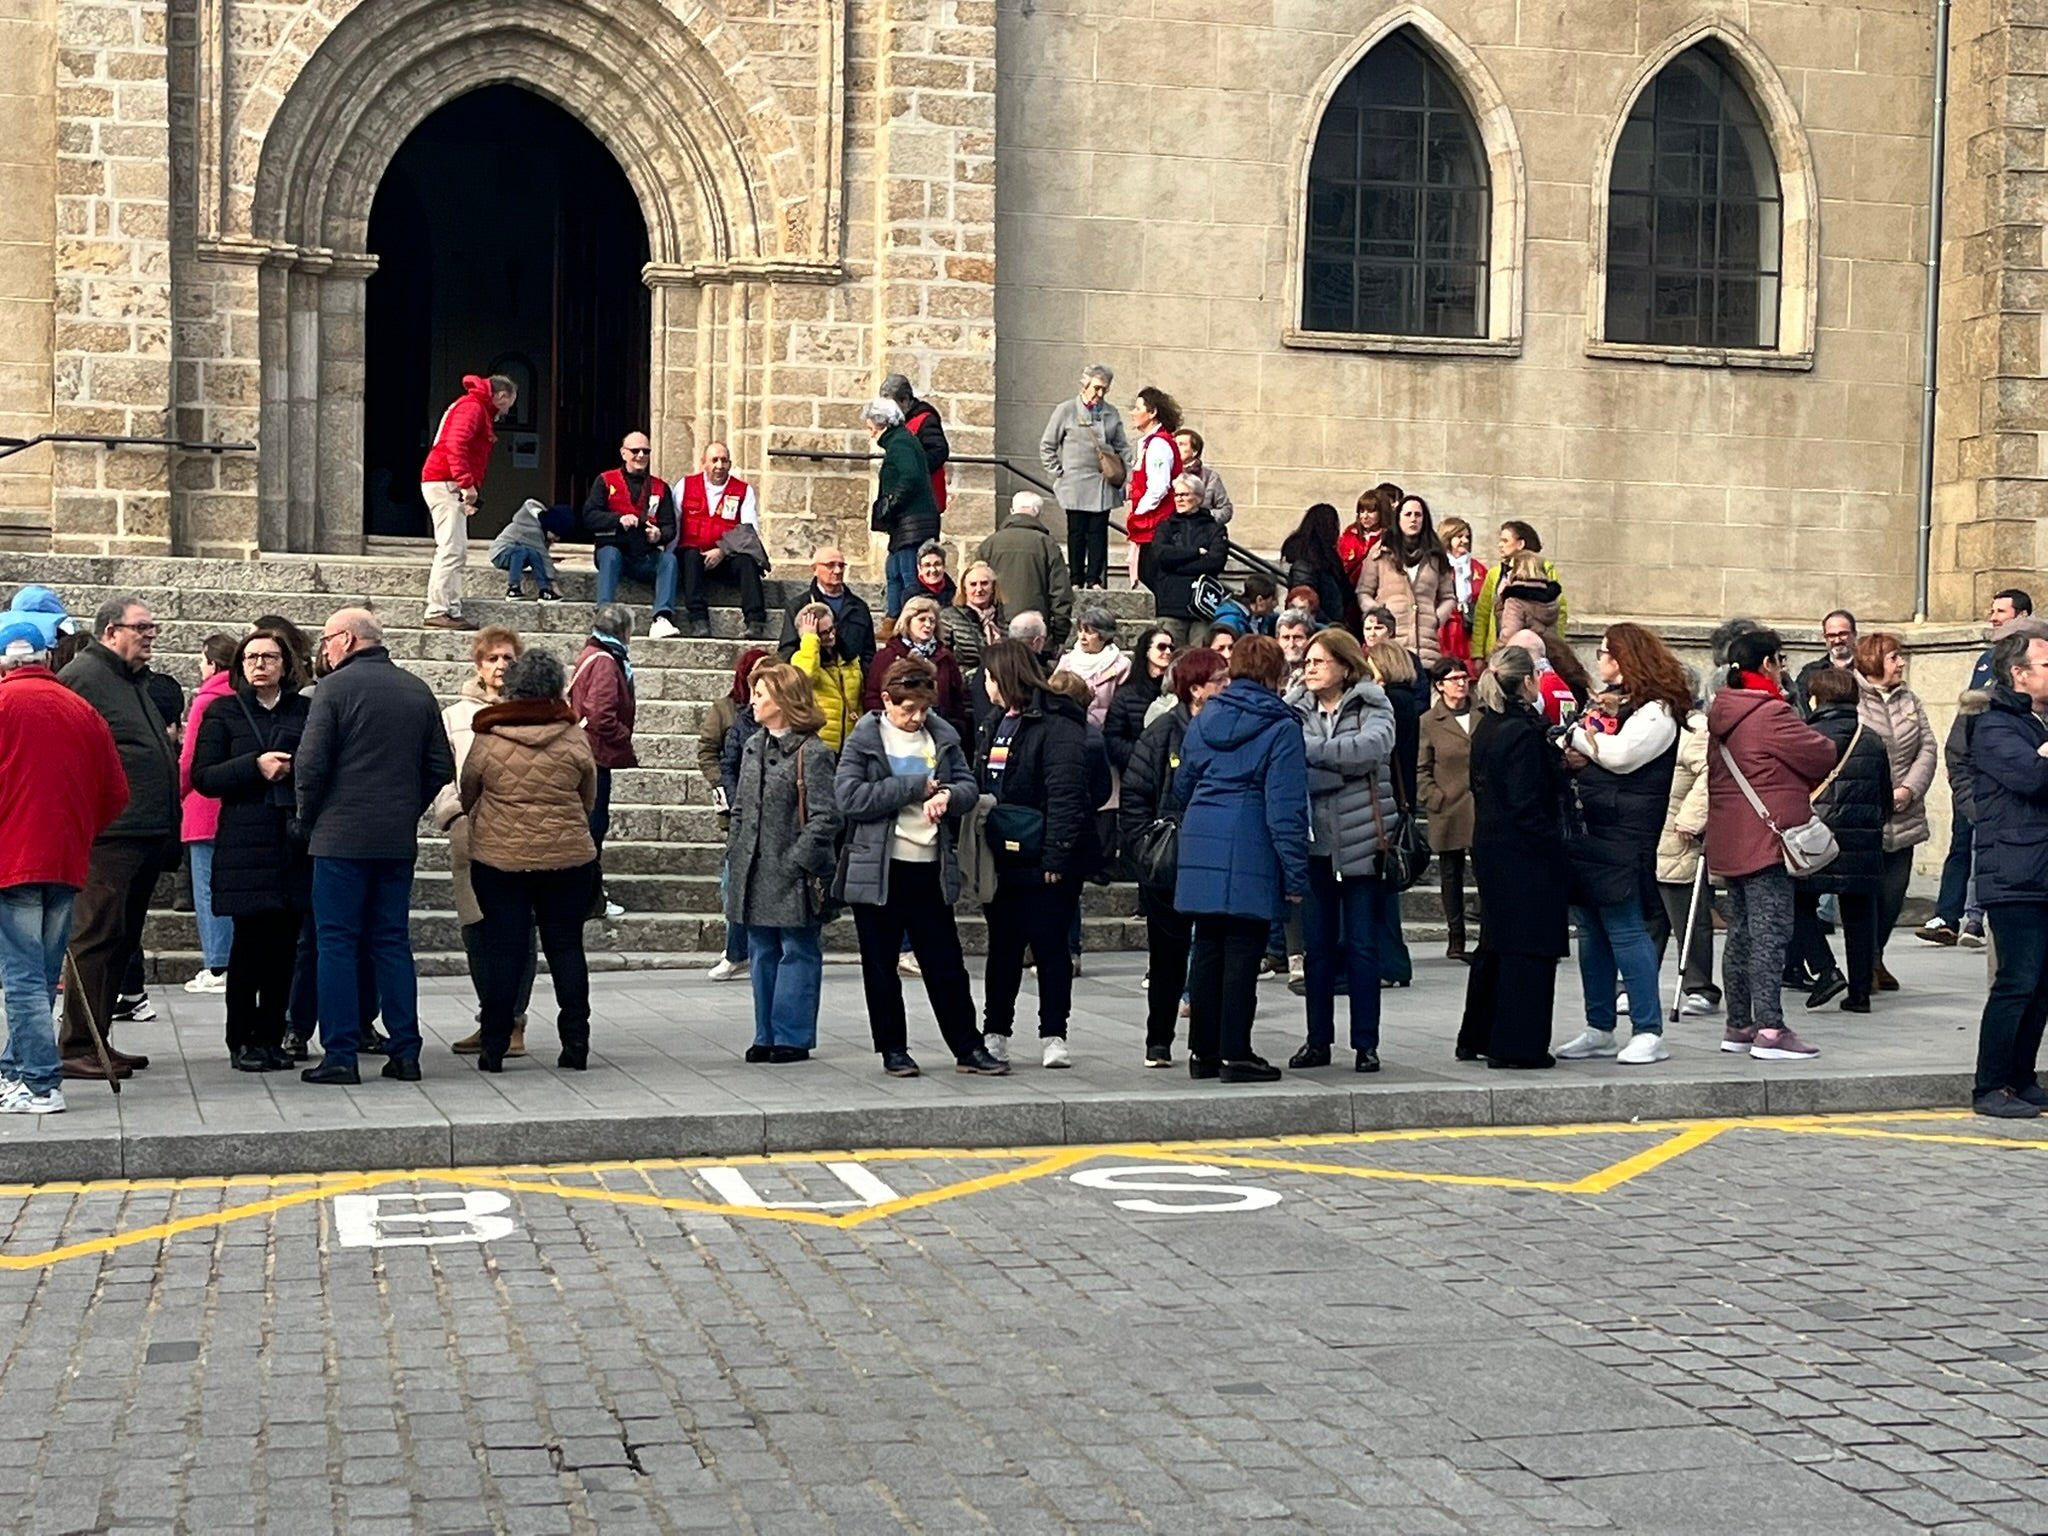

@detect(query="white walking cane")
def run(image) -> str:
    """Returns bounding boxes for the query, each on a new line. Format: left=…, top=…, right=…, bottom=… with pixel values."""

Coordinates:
left=1668, top=860, right=1709, bottom=1025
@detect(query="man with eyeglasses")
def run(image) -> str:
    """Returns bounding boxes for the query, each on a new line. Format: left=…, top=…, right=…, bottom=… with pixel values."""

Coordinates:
left=1968, top=632, right=2048, bottom=1117
left=776, top=545, right=877, bottom=671
left=293, top=609, right=454, bottom=1085
left=582, top=431, right=682, bottom=641
left=55, top=596, right=180, bottom=1080
left=676, top=440, right=770, bottom=640
left=421, top=372, right=518, bottom=631
left=1791, top=609, right=1857, bottom=722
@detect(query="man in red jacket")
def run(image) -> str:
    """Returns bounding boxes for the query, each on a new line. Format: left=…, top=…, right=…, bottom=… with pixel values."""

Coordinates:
left=0, top=620, right=128, bottom=1113
left=421, top=372, right=518, bottom=630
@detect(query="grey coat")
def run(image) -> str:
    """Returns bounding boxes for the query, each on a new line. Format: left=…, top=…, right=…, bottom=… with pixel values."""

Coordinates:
left=1287, top=678, right=1400, bottom=879
left=1038, top=397, right=1131, bottom=513
left=726, top=728, right=842, bottom=929
left=832, top=711, right=980, bottom=907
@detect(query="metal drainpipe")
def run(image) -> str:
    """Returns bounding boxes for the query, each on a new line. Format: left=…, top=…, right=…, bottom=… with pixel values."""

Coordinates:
left=1915, top=0, right=1952, bottom=622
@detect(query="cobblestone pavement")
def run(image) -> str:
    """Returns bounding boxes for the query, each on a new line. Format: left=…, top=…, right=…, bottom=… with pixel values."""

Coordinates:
left=2, top=1112, right=2046, bottom=1534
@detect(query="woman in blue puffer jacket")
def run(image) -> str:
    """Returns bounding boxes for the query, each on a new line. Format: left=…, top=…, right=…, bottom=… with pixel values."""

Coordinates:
left=1174, top=635, right=1311, bottom=1083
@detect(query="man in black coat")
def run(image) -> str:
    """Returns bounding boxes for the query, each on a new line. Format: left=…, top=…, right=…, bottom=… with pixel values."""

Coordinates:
left=58, top=595, right=179, bottom=1080
left=776, top=546, right=877, bottom=671
left=295, top=608, right=454, bottom=1084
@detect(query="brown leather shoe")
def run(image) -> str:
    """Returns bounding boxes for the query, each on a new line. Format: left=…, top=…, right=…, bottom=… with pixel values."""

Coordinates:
left=1875, top=962, right=1900, bottom=992
left=423, top=613, right=476, bottom=630
left=451, top=1029, right=483, bottom=1055
left=506, top=1025, right=526, bottom=1059
left=108, top=1047, right=149, bottom=1070
left=61, top=1054, right=132, bottom=1080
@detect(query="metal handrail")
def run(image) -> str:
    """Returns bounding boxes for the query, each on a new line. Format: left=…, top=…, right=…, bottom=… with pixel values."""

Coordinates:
left=0, top=432, right=256, bottom=463
left=767, top=445, right=1287, bottom=584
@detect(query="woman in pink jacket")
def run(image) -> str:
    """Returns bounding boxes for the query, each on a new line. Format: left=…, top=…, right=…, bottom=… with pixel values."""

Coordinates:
left=1706, top=628, right=1838, bottom=1062
left=177, top=632, right=240, bottom=993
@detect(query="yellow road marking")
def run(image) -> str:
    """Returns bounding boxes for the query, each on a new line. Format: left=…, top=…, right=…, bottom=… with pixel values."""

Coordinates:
left=0, top=1112, right=2036, bottom=1268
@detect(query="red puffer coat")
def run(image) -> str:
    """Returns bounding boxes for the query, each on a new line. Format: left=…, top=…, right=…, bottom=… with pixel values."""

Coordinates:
left=420, top=375, right=497, bottom=489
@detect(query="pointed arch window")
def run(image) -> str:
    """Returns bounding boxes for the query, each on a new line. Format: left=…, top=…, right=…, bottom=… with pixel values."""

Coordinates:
left=1604, top=42, right=1782, bottom=349
left=1302, top=29, right=1489, bottom=339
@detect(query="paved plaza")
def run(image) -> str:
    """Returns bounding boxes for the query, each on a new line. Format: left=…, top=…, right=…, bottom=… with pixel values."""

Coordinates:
left=1, top=940, right=1996, bottom=1181
left=1, top=1107, right=2045, bottom=1533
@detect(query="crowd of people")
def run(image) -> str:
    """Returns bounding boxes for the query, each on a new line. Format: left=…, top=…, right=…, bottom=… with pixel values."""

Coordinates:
left=0, top=369, right=2042, bottom=1118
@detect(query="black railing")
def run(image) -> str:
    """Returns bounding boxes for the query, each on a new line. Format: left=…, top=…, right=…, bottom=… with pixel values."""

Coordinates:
left=767, top=446, right=1287, bottom=584
left=0, top=433, right=256, bottom=463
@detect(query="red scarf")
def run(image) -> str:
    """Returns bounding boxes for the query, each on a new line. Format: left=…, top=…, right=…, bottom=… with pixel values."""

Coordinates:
left=1736, top=669, right=1783, bottom=699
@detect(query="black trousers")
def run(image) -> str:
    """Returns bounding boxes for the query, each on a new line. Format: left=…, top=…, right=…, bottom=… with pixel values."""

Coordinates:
left=461, top=918, right=538, bottom=1020
left=680, top=547, right=766, bottom=622
left=1976, top=903, right=2048, bottom=1099
left=1440, top=848, right=1470, bottom=950
left=852, top=860, right=981, bottom=1060
left=1066, top=509, right=1109, bottom=588
left=61, top=838, right=162, bottom=1055
left=225, top=909, right=299, bottom=1052
left=1877, top=848, right=1913, bottom=961
left=1793, top=888, right=1877, bottom=997
left=1188, top=913, right=1268, bottom=1063
left=983, top=877, right=1078, bottom=1039
left=1141, top=888, right=1193, bottom=1050
left=1457, top=948, right=1558, bottom=1065
left=473, top=860, right=597, bottom=1056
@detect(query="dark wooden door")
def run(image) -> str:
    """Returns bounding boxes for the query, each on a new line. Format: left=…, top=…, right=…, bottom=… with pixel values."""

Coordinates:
left=551, top=133, right=651, bottom=512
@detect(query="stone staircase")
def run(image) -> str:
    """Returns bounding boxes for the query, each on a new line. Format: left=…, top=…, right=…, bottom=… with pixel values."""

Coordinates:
left=0, top=549, right=1460, bottom=984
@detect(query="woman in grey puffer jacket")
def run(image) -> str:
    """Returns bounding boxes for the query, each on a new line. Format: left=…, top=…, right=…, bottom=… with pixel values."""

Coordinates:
left=1284, top=628, right=1400, bottom=1073
left=726, top=663, right=842, bottom=1062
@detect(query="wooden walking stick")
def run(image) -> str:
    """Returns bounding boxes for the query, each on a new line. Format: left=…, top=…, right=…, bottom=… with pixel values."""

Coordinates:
left=60, top=950, right=121, bottom=1095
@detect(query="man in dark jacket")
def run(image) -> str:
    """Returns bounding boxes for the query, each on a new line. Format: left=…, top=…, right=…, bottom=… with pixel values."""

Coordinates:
left=1969, top=632, right=2048, bottom=1117
left=977, top=492, right=1073, bottom=650
left=777, top=547, right=877, bottom=671
left=58, top=596, right=179, bottom=1080
left=295, top=609, right=454, bottom=1084
left=1150, top=476, right=1229, bottom=646
left=865, top=397, right=941, bottom=619
left=1791, top=609, right=1856, bottom=721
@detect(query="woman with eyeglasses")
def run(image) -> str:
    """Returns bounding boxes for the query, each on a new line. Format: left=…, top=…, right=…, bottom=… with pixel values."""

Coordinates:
left=1106, top=627, right=1175, bottom=774
left=1149, top=474, right=1229, bottom=648
left=189, top=629, right=314, bottom=1071
left=1853, top=632, right=1935, bottom=993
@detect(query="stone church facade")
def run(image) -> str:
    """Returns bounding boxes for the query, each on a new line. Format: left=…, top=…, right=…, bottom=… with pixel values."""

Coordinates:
left=0, top=0, right=2036, bottom=625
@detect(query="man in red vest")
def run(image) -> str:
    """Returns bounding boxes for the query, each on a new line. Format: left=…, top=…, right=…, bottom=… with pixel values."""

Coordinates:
left=581, top=430, right=682, bottom=641
left=420, top=372, right=517, bottom=630
left=676, top=441, right=771, bottom=640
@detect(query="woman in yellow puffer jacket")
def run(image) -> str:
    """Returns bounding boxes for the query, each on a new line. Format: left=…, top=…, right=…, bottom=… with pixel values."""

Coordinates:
left=791, top=601, right=864, bottom=751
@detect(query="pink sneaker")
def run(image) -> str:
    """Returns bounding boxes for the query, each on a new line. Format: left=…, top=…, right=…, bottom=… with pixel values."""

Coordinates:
left=1750, top=1027, right=1819, bottom=1061
left=1720, top=1025, right=1757, bottom=1053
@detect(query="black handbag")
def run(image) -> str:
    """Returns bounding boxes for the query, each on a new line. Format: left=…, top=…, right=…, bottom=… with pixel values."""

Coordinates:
left=984, top=802, right=1046, bottom=866
left=1369, top=768, right=1431, bottom=893
left=1127, top=816, right=1180, bottom=894
left=793, top=746, right=846, bottom=924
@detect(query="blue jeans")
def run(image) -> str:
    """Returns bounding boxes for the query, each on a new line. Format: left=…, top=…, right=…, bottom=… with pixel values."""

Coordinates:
left=188, top=838, right=232, bottom=971
left=1935, top=803, right=1975, bottom=926
left=747, top=925, right=823, bottom=1048
left=1977, top=903, right=2048, bottom=1099
left=0, top=883, right=73, bottom=1094
left=493, top=544, right=555, bottom=593
left=594, top=544, right=679, bottom=616
left=1574, top=897, right=1665, bottom=1035
left=312, top=857, right=422, bottom=1067
left=884, top=547, right=920, bottom=617
left=1302, top=860, right=1385, bottom=1050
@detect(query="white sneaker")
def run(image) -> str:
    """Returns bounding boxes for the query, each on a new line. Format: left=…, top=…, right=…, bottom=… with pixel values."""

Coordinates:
left=1682, top=991, right=1720, bottom=1016
left=113, top=993, right=155, bottom=1022
left=1556, top=1028, right=1620, bottom=1060
left=648, top=615, right=681, bottom=641
left=898, top=953, right=922, bottom=978
left=1617, top=1031, right=1670, bottom=1065
left=1615, top=994, right=1630, bottom=1016
left=707, top=957, right=748, bottom=982
left=183, top=968, right=228, bottom=994
left=1288, top=953, right=1305, bottom=979
left=982, top=1032, right=1010, bottom=1065
left=0, top=1083, right=64, bottom=1115
left=604, top=900, right=626, bottom=919
left=1042, top=1037, right=1072, bottom=1069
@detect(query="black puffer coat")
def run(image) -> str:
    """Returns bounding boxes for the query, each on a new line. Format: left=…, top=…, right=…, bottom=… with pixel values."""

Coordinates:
left=1150, top=508, right=1228, bottom=620
left=1798, top=702, right=1888, bottom=893
left=1119, top=703, right=1191, bottom=848
left=189, top=684, right=313, bottom=915
left=1470, top=700, right=1569, bottom=958
left=1568, top=706, right=1679, bottom=910
left=975, top=692, right=1099, bottom=881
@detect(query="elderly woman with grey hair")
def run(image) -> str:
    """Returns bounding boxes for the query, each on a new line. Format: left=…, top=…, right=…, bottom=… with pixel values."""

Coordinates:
left=1038, top=363, right=1130, bottom=590
left=864, top=396, right=942, bottom=618
left=1151, top=471, right=1229, bottom=646
left=1053, top=605, right=1130, bottom=729
left=461, top=649, right=601, bottom=1073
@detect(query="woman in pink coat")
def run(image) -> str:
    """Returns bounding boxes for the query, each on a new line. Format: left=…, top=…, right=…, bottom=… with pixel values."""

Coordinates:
left=1706, top=628, right=1838, bottom=1063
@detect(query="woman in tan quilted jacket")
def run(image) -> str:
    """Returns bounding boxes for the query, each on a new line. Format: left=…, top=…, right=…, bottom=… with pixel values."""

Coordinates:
left=460, top=649, right=599, bottom=1073
left=1355, top=495, right=1455, bottom=670
left=1854, top=633, right=1937, bottom=992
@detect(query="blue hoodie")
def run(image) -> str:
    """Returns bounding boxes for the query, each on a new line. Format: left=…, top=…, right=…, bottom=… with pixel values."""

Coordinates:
left=1173, top=678, right=1310, bottom=921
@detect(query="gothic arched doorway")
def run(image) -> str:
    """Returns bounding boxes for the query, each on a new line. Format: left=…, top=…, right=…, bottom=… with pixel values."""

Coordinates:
left=361, top=84, right=650, bottom=539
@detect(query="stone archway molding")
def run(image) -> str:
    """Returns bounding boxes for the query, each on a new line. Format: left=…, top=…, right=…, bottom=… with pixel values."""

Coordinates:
left=1582, top=19, right=1821, bottom=368
left=1280, top=5, right=1528, bottom=357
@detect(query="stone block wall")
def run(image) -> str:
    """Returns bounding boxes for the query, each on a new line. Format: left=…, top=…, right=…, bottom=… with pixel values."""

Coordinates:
left=993, top=0, right=1939, bottom=623
left=0, top=0, right=57, bottom=547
